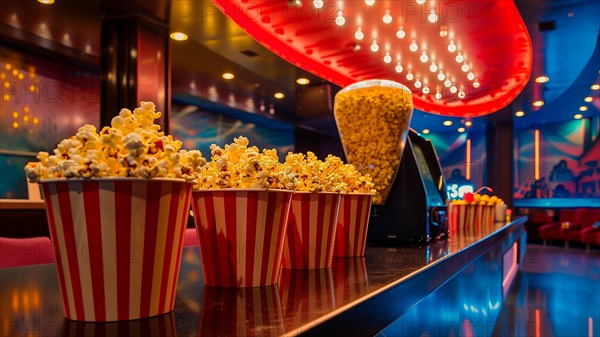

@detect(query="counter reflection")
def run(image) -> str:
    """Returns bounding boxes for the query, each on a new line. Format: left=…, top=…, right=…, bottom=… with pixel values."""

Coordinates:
left=378, top=249, right=504, bottom=337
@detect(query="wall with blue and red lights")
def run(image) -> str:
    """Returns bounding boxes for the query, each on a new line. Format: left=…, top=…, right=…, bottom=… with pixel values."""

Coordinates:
left=514, top=117, right=600, bottom=200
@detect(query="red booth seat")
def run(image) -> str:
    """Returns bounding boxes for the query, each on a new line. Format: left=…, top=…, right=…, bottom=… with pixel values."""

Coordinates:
left=184, top=228, right=198, bottom=247
left=580, top=227, right=600, bottom=246
left=538, top=209, right=582, bottom=242
left=561, top=208, right=600, bottom=242
left=0, top=237, right=55, bottom=268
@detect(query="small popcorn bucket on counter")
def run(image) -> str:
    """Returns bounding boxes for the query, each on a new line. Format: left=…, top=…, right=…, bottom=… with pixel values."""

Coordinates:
left=191, top=189, right=293, bottom=287
left=333, top=193, right=373, bottom=257
left=199, top=285, right=284, bottom=336
left=278, top=267, right=335, bottom=326
left=332, top=257, right=369, bottom=308
left=282, top=192, right=342, bottom=269
left=62, top=312, right=177, bottom=337
left=40, top=178, right=193, bottom=322
left=449, top=203, right=496, bottom=237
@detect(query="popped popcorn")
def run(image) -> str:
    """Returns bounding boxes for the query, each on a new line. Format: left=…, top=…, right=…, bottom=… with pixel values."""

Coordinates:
left=334, top=82, right=413, bottom=204
left=25, top=101, right=206, bottom=182
left=281, top=152, right=375, bottom=193
left=450, top=192, right=504, bottom=206
left=197, top=136, right=297, bottom=190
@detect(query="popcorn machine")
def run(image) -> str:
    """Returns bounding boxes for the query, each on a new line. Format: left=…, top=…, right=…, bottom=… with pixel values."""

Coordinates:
left=334, top=79, right=447, bottom=243
left=367, top=129, right=448, bottom=243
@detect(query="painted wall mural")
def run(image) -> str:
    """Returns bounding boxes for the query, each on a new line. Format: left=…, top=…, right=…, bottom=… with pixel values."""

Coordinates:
left=514, top=117, right=600, bottom=200
left=423, top=131, right=487, bottom=195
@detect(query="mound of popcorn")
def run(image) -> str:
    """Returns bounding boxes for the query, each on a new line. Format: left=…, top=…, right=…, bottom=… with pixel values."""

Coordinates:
left=197, top=136, right=297, bottom=190
left=334, top=83, right=413, bottom=204
left=450, top=192, right=504, bottom=206
left=282, top=152, right=376, bottom=193
left=25, top=102, right=206, bottom=182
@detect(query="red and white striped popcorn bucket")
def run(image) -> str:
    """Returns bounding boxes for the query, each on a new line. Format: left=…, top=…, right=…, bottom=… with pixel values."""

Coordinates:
left=62, top=312, right=177, bottom=336
left=40, top=178, right=193, bottom=322
left=333, top=193, right=373, bottom=257
left=282, top=192, right=342, bottom=269
left=199, top=285, right=284, bottom=336
left=278, top=268, right=335, bottom=326
left=449, top=204, right=495, bottom=238
left=191, top=189, right=293, bottom=287
left=332, top=257, right=369, bottom=307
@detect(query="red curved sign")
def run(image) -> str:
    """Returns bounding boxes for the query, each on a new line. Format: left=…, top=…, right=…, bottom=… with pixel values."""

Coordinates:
left=211, top=0, right=532, bottom=117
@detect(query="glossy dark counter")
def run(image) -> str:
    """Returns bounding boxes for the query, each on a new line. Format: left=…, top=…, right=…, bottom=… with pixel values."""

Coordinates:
left=0, top=217, right=526, bottom=337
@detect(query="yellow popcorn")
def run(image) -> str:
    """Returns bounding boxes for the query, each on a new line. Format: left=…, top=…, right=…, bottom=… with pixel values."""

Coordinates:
left=334, top=83, right=412, bottom=204
left=280, top=152, right=375, bottom=193
left=196, top=136, right=296, bottom=190
left=25, top=101, right=206, bottom=182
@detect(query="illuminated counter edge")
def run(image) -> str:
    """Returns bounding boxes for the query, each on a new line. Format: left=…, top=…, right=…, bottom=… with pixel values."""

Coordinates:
left=291, top=216, right=528, bottom=337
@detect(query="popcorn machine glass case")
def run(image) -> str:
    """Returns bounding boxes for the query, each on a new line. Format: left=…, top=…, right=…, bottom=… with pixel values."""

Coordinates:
left=334, top=81, right=447, bottom=242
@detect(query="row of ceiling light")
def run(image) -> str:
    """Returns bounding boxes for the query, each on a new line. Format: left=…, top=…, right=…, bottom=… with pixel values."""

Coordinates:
left=421, top=120, right=473, bottom=135
left=170, top=32, right=312, bottom=100
left=518, top=74, right=599, bottom=119
left=328, top=0, right=478, bottom=100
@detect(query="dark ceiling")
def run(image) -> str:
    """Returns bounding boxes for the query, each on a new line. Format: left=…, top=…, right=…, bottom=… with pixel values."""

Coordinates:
left=0, top=0, right=598, bottom=136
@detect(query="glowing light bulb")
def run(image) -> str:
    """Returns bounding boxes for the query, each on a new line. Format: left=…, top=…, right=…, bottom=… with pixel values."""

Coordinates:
left=473, top=80, right=480, bottom=88
left=414, top=79, right=422, bottom=89
left=450, top=85, right=458, bottom=93
left=455, top=52, right=464, bottom=63
left=336, top=11, right=345, bottom=26
left=355, top=27, right=364, bottom=40
left=313, top=0, right=324, bottom=8
left=428, top=9, right=438, bottom=23
left=584, top=96, right=592, bottom=102
left=579, top=106, right=588, bottom=111
left=365, top=0, right=375, bottom=5
left=444, top=78, right=452, bottom=88
left=467, top=72, right=475, bottom=80
left=574, top=114, right=583, bottom=120
left=406, top=71, right=414, bottom=81
left=435, top=91, right=442, bottom=100
left=396, top=26, right=406, bottom=39
left=416, top=0, right=425, bottom=4
left=439, top=25, right=448, bottom=37
left=448, top=40, right=457, bottom=53
left=383, top=10, right=392, bottom=24
left=437, top=71, right=445, bottom=81
left=465, top=121, right=472, bottom=127
left=462, top=63, right=470, bottom=72
left=458, top=127, right=466, bottom=133
left=429, top=61, right=438, bottom=72
left=395, top=62, right=404, bottom=73
left=422, top=86, right=430, bottom=94
left=515, top=111, right=525, bottom=117
left=458, top=90, right=465, bottom=98
left=409, top=40, right=418, bottom=52
left=422, top=129, right=430, bottom=134
left=370, top=40, right=379, bottom=52
left=384, top=52, right=392, bottom=63
left=420, top=51, right=428, bottom=63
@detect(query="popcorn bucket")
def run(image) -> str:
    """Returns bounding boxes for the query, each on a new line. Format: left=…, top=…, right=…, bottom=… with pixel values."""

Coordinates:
left=62, top=312, right=176, bottom=337
left=191, top=189, right=293, bottom=287
left=40, top=178, right=193, bottom=322
left=449, top=204, right=495, bottom=237
left=282, top=192, right=341, bottom=269
left=332, top=257, right=369, bottom=308
left=333, top=193, right=373, bottom=257
left=199, top=285, right=284, bottom=336
left=278, top=268, right=335, bottom=325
